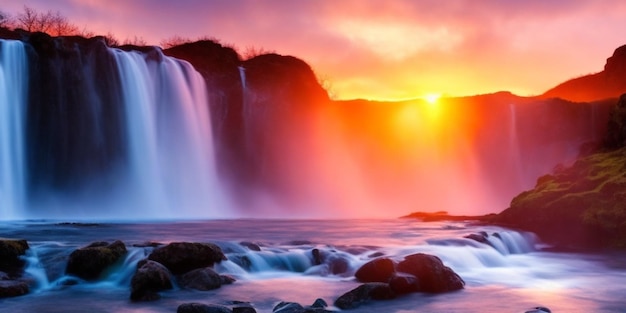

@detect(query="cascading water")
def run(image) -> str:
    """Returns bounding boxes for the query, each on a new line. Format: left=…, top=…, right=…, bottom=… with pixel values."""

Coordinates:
left=508, top=103, right=524, bottom=186
left=0, top=40, right=28, bottom=220
left=0, top=38, right=227, bottom=220
left=112, top=48, right=225, bottom=218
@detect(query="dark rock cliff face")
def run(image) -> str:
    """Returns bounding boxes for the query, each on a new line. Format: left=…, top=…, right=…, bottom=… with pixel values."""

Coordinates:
left=543, top=45, right=626, bottom=102
left=239, top=54, right=330, bottom=202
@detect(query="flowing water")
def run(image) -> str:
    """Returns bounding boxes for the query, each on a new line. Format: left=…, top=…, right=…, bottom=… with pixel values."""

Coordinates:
left=0, top=40, right=28, bottom=219
left=1, top=219, right=625, bottom=312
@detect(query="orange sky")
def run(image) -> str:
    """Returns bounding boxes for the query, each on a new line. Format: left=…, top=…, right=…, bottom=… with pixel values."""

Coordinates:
left=6, top=0, right=626, bottom=101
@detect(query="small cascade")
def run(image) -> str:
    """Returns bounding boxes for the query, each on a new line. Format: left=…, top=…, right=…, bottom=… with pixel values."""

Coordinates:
left=100, top=248, right=147, bottom=286
left=112, top=48, right=224, bottom=217
left=22, top=249, right=50, bottom=292
left=0, top=40, right=28, bottom=219
left=238, top=66, right=246, bottom=91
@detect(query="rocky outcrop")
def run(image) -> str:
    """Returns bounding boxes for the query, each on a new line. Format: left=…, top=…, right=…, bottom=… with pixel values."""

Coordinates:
left=148, top=242, right=226, bottom=275
left=492, top=94, right=626, bottom=250
left=493, top=146, right=626, bottom=250
left=130, top=260, right=173, bottom=301
left=65, top=240, right=127, bottom=280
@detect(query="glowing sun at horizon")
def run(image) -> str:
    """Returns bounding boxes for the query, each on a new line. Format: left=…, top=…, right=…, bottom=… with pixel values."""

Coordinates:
left=423, top=93, right=441, bottom=105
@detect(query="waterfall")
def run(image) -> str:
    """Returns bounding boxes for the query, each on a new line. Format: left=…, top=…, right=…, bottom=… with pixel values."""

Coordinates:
left=508, top=103, right=524, bottom=186
left=0, top=40, right=28, bottom=220
left=112, top=49, right=225, bottom=218
left=238, top=66, right=246, bottom=91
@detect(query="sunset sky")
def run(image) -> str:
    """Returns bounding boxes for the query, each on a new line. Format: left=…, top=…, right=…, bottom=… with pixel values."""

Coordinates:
left=5, top=0, right=626, bottom=101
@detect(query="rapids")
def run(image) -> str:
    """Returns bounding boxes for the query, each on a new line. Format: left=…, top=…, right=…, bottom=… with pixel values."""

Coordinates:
left=1, top=219, right=625, bottom=312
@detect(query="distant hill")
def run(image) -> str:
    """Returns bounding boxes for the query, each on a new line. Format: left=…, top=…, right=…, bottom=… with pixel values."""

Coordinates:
left=542, top=45, right=626, bottom=102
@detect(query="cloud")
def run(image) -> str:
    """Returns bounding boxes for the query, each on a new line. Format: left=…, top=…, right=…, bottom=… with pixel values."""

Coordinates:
left=6, top=0, right=626, bottom=99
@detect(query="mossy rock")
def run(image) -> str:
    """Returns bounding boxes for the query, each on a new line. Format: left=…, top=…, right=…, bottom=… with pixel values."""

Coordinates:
left=0, top=239, right=29, bottom=271
left=65, top=240, right=127, bottom=280
left=496, top=146, right=626, bottom=250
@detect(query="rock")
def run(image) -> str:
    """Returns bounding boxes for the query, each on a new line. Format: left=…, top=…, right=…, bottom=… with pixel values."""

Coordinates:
left=389, top=272, right=420, bottom=294
left=177, top=303, right=232, bottom=313
left=310, top=298, right=327, bottom=308
left=464, top=232, right=490, bottom=245
left=327, top=256, right=350, bottom=275
left=524, top=307, right=551, bottom=313
left=232, top=303, right=257, bottom=313
left=0, top=280, right=29, bottom=298
left=65, top=240, right=127, bottom=280
left=130, top=260, right=173, bottom=301
left=354, top=258, right=395, bottom=283
left=0, top=239, right=29, bottom=272
left=240, top=242, right=261, bottom=251
left=230, top=255, right=252, bottom=271
left=283, top=240, right=313, bottom=246
left=273, top=302, right=304, bottom=313
left=334, top=282, right=396, bottom=310
left=180, top=267, right=222, bottom=291
left=396, top=253, right=464, bottom=293
left=220, top=274, right=236, bottom=285
left=148, top=242, right=226, bottom=274
left=368, top=252, right=385, bottom=258
left=310, top=249, right=350, bottom=275
left=311, top=249, right=322, bottom=265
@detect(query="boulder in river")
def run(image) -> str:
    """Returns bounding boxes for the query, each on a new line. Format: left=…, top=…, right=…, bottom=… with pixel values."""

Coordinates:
left=65, top=240, right=127, bottom=280
left=0, top=280, right=29, bottom=298
left=148, top=242, right=226, bottom=274
left=354, top=257, right=396, bottom=283
left=180, top=267, right=223, bottom=291
left=334, top=282, right=396, bottom=309
left=396, top=253, right=464, bottom=293
left=130, top=260, right=173, bottom=301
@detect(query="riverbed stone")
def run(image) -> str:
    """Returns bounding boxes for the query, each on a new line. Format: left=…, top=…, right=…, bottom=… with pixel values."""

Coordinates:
left=389, top=272, right=420, bottom=294
left=0, top=280, right=29, bottom=298
left=0, top=239, right=29, bottom=272
left=130, top=260, right=173, bottom=301
left=334, top=282, right=396, bottom=310
left=65, top=240, right=127, bottom=280
left=148, top=242, right=226, bottom=274
left=354, top=257, right=396, bottom=283
left=273, top=301, right=304, bottom=313
left=396, top=253, right=464, bottom=293
left=180, top=267, right=222, bottom=291
left=177, top=303, right=232, bottom=313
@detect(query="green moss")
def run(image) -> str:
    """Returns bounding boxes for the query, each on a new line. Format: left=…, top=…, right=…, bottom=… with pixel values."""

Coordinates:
left=499, top=146, right=626, bottom=249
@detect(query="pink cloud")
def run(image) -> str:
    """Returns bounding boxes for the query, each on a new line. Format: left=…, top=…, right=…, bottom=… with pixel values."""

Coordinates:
left=5, top=0, right=626, bottom=99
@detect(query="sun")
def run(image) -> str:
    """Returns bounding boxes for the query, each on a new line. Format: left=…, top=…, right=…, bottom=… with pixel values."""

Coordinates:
left=423, top=93, right=441, bottom=105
